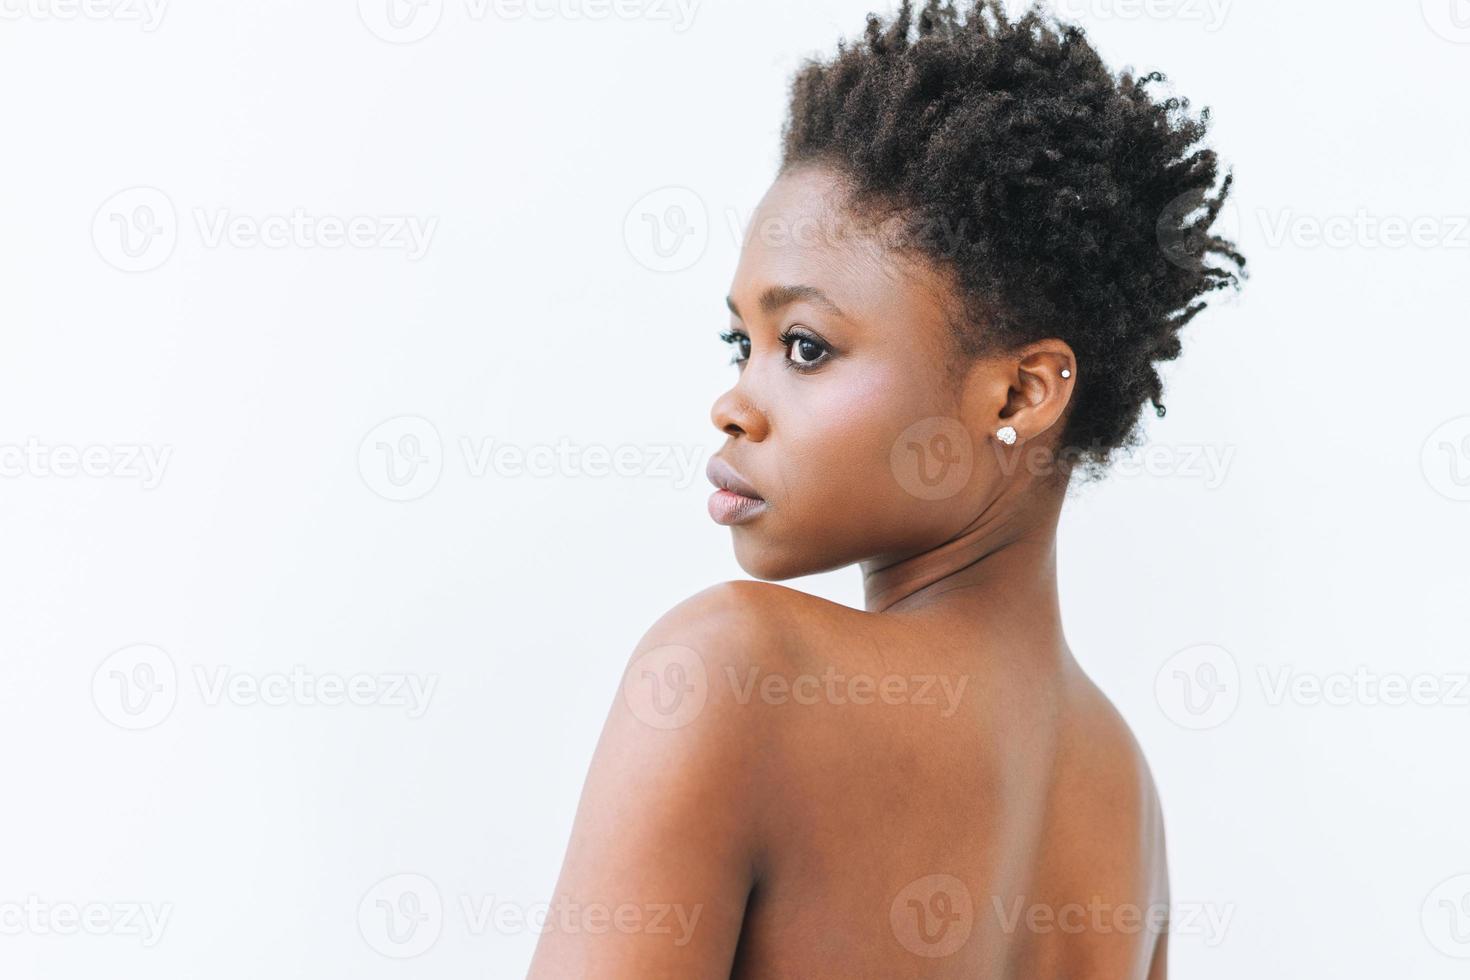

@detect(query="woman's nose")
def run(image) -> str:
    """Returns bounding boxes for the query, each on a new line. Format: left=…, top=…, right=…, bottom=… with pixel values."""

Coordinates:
left=710, top=384, right=769, bottom=441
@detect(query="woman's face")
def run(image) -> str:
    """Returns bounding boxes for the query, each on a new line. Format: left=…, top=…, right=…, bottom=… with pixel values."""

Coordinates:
left=708, top=164, right=1007, bottom=581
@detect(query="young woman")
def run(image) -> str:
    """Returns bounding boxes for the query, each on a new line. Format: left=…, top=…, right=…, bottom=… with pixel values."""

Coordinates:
left=531, top=2, right=1243, bottom=976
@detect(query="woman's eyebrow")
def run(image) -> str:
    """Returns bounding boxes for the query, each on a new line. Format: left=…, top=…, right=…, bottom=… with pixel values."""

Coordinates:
left=726, top=284, right=847, bottom=320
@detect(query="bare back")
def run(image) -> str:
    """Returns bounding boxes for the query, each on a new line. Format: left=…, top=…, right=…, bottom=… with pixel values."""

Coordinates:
left=529, top=583, right=1170, bottom=980
left=725, top=592, right=1169, bottom=979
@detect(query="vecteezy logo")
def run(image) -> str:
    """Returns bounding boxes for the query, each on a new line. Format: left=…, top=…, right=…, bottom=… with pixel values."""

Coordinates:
left=623, top=187, right=709, bottom=273
left=358, top=416, right=444, bottom=502
left=1422, top=416, right=1470, bottom=502
left=621, top=644, right=708, bottom=730
left=890, top=874, right=974, bottom=958
left=1154, top=643, right=1240, bottom=730
left=1156, top=186, right=1241, bottom=273
left=93, top=187, right=178, bottom=272
left=358, top=0, right=443, bottom=43
left=890, top=417, right=974, bottom=501
left=1422, top=874, right=1470, bottom=958
left=1423, top=0, right=1470, bottom=42
left=92, top=644, right=178, bottom=730
left=358, top=873, right=443, bottom=958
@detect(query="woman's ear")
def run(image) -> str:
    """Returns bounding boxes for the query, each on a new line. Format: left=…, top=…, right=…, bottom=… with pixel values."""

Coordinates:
left=996, top=340, right=1077, bottom=444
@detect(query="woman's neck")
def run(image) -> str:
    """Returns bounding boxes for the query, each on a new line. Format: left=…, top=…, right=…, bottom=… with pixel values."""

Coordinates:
left=859, top=484, right=1067, bottom=631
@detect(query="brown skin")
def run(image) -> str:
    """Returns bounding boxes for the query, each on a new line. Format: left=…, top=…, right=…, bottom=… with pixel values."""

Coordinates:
left=529, top=164, right=1170, bottom=979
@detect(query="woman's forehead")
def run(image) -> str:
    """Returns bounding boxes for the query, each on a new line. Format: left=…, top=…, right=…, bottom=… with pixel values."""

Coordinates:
left=731, top=172, right=960, bottom=338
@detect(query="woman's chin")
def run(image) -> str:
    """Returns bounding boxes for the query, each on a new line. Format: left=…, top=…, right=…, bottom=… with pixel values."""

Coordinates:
left=732, top=538, right=840, bottom=583
left=732, top=541, right=799, bottom=582
left=733, top=554, right=791, bottom=582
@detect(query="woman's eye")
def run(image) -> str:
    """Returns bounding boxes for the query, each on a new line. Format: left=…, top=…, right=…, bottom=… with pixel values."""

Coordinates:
left=780, top=331, right=831, bottom=368
left=721, top=330, right=751, bottom=363
left=788, top=336, right=825, bottom=365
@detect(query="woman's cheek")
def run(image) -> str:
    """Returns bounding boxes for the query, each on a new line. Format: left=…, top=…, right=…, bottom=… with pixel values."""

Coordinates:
left=779, top=367, right=918, bottom=511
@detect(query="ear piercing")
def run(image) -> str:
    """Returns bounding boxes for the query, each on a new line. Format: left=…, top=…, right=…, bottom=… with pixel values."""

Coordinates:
left=1061, top=369, right=1072, bottom=379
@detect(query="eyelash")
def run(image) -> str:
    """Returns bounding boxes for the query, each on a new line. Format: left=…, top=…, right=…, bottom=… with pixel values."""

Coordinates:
left=719, top=328, right=832, bottom=372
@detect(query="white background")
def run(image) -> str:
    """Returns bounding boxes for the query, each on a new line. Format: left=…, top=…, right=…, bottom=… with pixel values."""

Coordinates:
left=2, top=0, right=1468, bottom=976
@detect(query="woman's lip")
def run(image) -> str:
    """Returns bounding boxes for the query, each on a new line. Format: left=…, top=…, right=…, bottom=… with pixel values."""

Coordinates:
left=706, top=456, right=764, bottom=500
left=707, top=488, right=766, bottom=526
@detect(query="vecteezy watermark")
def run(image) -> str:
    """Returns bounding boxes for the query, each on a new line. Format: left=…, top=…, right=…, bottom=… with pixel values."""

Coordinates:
left=0, top=897, right=173, bottom=947
left=465, top=895, right=702, bottom=946
left=1159, top=199, right=1470, bottom=268
left=459, top=437, right=703, bottom=485
left=192, top=665, right=437, bottom=717
left=0, top=438, right=171, bottom=489
left=1156, top=187, right=1242, bottom=273
left=724, top=665, right=969, bottom=718
left=992, top=440, right=1237, bottom=489
left=1154, top=643, right=1241, bottom=730
left=1109, top=443, right=1236, bottom=489
left=887, top=417, right=1238, bottom=500
left=991, top=896, right=1234, bottom=947
left=1257, top=209, right=1470, bottom=250
left=358, top=416, right=444, bottom=502
left=890, top=874, right=974, bottom=958
left=92, top=644, right=179, bottom=731
left=1423, top=874, right=1470, bottom=958
left=1422, top=416, right=1470, bottom=502
left=621, top=645, right=971, bottom=731
left=359, top=874, right=443, bottom=959
left=730, top=207, right=971, bottom=263
left=192, top=208, right=435, bottom=258
left=622, top=644, right=709, bottom=730
left=1053, top=0, right=1231, bottom=31
left=0, top=0, right=167, bottom=30
left=358, top=0, right=444, bottom=43
left=1156, top=645, right=1470, bottom=730
left=357, top=415, right=708, bottom=502
left=92, top=187, right=177, bottom=272
left=891, top=417, right=974, bottom=502
left=92, top=187, right=437, bottom=272
left=623, top=187, right=974, bottom=274
left=357, top=873, right=703, bottom=959
left=358, top=0, right=700, bottom=44
left=624, top=186, right=709, bottom=273
left=92, top=645, right=438, bottom=730
left=1422, top=0, right=1470, bottom=43
left=1257, top=666, right=1470, bottom=709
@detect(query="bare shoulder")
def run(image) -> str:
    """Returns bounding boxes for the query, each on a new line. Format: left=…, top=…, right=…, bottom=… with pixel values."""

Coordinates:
left=528, top=582, right=828, bottom=975
left=609, top=579, right=848, bottom=757
left=607, top=580, right=872, bottom=799
left=640, top=579, right=855, bottom=653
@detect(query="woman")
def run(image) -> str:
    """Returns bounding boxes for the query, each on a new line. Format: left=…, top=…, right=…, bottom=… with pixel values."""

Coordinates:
left=531, top=2, right=1243, bottom=976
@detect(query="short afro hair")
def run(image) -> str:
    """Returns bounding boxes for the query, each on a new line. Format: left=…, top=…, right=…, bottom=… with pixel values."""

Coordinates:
left=779, top=0, right=1245, bottom=468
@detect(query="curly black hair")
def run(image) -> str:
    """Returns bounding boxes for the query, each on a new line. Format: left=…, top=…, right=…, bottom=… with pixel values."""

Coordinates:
left=780, top=0, right=1245, bottom=468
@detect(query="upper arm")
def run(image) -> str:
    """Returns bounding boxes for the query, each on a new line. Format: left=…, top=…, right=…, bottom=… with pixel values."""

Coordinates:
left=1146, top=924, right=1168, bottom=980
left=1144, top=765, right=1170, bottom=980
left=528, top=583, right=783, bottom=980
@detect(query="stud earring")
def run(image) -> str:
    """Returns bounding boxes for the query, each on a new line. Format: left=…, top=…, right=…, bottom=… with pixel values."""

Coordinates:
left=1061, top=369, right=1072, bottom=379
left=996, top=425, right=1018, bottom=446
